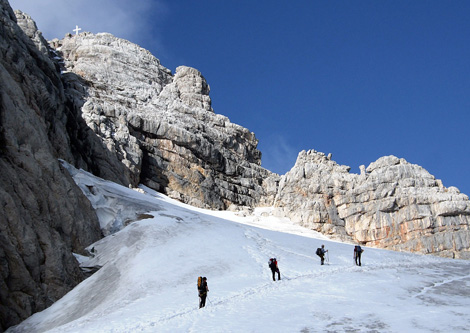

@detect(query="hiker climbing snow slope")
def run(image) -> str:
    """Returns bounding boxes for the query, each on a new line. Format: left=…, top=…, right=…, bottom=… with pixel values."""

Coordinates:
left=268, top=258, right=281, bottom=281
left=354, top=245, right=364, bottom=266
left=316, top=245, right=328, bottom=265
left=197, top=276, right=209, bottom=308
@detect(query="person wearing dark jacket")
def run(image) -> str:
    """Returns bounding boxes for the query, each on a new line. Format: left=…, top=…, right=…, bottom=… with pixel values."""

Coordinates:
left=268, top=258, right=281, bottom=281
left=354, top=245, right=364, bottom=266
left=198, top=277, right=209, bottom=308
left=318, top=245, right=328, bottom=265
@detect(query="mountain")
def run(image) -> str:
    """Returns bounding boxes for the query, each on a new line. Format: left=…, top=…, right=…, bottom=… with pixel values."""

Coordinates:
left=7, top=164, right=470, bottom=332
left=45, top=9, right=470, bottom=260
left=1, top=0, right=470, bottom=330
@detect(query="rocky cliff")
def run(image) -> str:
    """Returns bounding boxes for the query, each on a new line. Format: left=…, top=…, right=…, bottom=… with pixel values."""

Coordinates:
left=0, top=2, right=102, bottom=331
left=2, top=0, right=470, bottom=330
left=49, top=33, right=275, bottom=210
left=273, top=151, right=470, bottom=259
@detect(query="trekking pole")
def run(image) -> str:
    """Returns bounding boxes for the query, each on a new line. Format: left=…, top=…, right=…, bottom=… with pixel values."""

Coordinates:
left=327, top=251, right=330, bottom=265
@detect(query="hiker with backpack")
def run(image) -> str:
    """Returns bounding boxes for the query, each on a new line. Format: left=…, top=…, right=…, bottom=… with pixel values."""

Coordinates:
left=354, top=245, right=364, bottom=266
left=316, top=245, right=328, bottom=265
left=268, top=258, right=281, bottom=281
left=197, top=276, right=209, bottom=308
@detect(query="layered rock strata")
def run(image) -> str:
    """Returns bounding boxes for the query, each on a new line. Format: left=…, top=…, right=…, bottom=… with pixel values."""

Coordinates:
left=273, top=151, right=470, bottom=259
left=50, top=33, right=273, bottom=210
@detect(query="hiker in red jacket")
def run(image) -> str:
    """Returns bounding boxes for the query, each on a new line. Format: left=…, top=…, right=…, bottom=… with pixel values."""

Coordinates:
left=268, top=258, right=281, bottom=281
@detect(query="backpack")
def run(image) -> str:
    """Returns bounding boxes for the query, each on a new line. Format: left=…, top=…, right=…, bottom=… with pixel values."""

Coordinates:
left=355, top=246, right=362, bottom=253
left=197, top=276, right=202, bottom=290
left=268, top=258, right=276, bottom=268
left=316, top=248, right=322, bottom=256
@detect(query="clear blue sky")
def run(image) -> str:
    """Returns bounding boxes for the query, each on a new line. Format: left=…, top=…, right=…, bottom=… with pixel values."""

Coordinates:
left=9, top=0, right=470, bottom=195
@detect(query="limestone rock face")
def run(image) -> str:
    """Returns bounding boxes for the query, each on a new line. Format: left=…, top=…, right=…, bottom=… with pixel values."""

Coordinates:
left=51, top=32, right=273, bottom=209
left=0, top=3, right=101, bottom=330
left=165, top=66, right=212, bottom=111
left=273, top=150, right=470, bottom=258
left=273, top=150, right=355, bottom=239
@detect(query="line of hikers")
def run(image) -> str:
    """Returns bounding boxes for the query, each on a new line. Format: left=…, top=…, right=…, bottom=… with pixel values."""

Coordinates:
left=198, top=244, right=365, bottom=307
left=315, top=244, right=364, bottom=266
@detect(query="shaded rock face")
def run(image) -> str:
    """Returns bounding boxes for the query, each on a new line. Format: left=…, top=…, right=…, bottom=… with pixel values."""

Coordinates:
left=0, top=3, right=101, bottom=331
left=273, top=151, right=470, bottom=259
left=50, top=33, right=273, bottom=209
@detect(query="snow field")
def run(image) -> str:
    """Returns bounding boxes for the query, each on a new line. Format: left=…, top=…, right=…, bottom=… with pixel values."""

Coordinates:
left=8, top=169, right=470, bottom=332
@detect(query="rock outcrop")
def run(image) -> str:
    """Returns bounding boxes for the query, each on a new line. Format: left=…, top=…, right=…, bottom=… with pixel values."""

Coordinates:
left=0, top=3, right=102, bottom=331
left=50, top=32, right=274, bottom=209
left=273, top=150, right=470, bottom=259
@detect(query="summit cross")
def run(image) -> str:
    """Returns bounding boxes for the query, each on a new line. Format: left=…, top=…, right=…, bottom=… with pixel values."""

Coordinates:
left=73, top=25, right=81, bottom=35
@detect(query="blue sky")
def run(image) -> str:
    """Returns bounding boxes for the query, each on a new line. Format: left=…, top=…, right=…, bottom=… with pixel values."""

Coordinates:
left=9, top=0, right=470, bottom=195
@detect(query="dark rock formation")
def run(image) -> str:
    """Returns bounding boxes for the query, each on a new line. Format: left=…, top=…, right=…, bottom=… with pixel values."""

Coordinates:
left=0, top=3, right=101, bottom=331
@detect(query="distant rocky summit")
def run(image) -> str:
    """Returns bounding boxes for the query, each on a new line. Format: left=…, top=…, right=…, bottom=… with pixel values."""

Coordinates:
left=1, top=0, right=470, bottom=330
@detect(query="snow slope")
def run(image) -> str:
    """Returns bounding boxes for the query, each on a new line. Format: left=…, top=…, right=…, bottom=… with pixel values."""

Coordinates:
left=7, top=167, right=470, bottom=332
